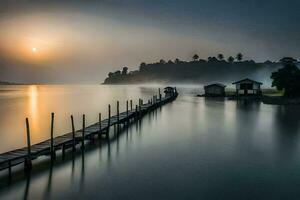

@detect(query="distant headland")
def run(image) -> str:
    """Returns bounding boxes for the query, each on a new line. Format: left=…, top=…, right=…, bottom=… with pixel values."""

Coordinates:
left=102, top=53, right=289, bottom=85
left=0, top=81, right=20, bottom=85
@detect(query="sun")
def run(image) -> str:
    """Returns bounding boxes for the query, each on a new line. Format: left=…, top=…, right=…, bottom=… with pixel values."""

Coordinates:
left=32, top=47, right=37, bottom=53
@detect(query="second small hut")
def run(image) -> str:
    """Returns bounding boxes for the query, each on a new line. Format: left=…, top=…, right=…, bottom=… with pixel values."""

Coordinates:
left=204, top=83, right=226, bottom=97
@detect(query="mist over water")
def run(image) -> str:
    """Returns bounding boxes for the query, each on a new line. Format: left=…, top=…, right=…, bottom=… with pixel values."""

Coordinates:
left=0, top=85, right=300, bottom=199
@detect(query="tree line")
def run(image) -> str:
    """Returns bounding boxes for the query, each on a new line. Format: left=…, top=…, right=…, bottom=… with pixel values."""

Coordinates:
left=107, top=53, right=253, bottom=79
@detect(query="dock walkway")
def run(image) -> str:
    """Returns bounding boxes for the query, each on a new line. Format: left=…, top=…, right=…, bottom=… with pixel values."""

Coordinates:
left=0, top=89, right=178, bottom=177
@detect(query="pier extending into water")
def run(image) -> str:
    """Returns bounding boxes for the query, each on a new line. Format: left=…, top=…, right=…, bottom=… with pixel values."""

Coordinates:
left=0, top=88, right=178, bottom=178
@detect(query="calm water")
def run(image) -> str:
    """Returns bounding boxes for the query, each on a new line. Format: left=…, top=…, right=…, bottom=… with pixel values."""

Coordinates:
left=0, top=85, right=300, bottom=200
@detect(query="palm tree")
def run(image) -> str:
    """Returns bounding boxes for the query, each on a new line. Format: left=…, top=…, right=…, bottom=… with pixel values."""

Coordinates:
left=122, top=66, right=128, bottom=75
left=159, top=59, right=166, bottom=64
left=174, top=58, right=180, bottom=64
left=236, top=53, right=243, bottom=62
left=227, top=56, right=234, bottom=63
left=192, top=54, right=199, bottom=61
left=217, top=54, right=224, bottom=61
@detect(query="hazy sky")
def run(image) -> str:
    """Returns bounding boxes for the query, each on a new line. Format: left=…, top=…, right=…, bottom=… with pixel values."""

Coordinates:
left=0, top=0, right=299, bottom=83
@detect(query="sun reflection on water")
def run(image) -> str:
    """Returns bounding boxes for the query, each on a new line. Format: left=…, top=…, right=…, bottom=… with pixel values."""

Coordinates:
left=28, top=85, right=39, bottom=136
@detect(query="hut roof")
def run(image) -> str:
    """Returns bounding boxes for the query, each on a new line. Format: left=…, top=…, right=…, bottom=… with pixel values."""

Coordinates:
left=204, top=83, right=226, bottom=89
left=164, top=87, right=174, bottom=90
left=232, top=78, right=263, bottom=85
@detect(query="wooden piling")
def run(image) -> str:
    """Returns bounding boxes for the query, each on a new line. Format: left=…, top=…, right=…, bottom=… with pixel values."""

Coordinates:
left=135, top=105, right=138, bottom=119
left=130, top=100, right=133, bottom=110
left=139, top=104, right=142, bottom=118
left=107, top=104, right=111, bottom=138
left=50, top=113, right=55, bottom=161
left=126, top=101, right=129, bottom=117
left=117, top=101, right=120, bottom=123
left=25, top=118, right=32, bottom=170
left=98, top=113, right=102, bottom=137
left=159, top=88, right=162, bottom=101
left=71, top=115, right=75, bottom=152
left=8, top=160, right=11, bottom=180
left=81, top=114, right=85, bottom=150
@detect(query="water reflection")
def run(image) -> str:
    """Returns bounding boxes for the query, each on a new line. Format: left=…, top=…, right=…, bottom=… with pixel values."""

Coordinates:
left=23, top=172, right=31, bottom=200
left=43, top=164, right=53, bottom=200
left=274, top=106, right=300, bottom=159
left=28, top=86, right=38, bottom=123
left=1, top=87, right=300, bottom=200
left=0, top=85, right=159, bottom=153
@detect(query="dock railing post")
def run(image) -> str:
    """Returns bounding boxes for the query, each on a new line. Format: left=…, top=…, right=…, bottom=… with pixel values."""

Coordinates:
left=81, top=114, right=85, bottom=150
left=117, top=101, right=120, bottom=123
left=126, top=100, right=129, bottom=117
left=107, top=104, right=111, bottom=138
left=25, top=118, right=32, bottom=170
left=50, top=113, right=56, bottom=161
left=135, top=105, right=138, bottom=119
left=8, top=160, right=11, bottom=180
left=71, top=115, right=76, bottom=152
left=117, top=101, right=120, bottom=132
left=98, top=113, right=102, bottom=138
left=159, top=88, right=162, bottom=101
left=139, top=103, right=142, bottom=118
left=117, top=101, right=120, bottom=127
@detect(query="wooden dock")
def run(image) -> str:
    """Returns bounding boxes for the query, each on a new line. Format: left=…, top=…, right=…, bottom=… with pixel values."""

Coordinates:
left=0, top=88, right=178, bottom=178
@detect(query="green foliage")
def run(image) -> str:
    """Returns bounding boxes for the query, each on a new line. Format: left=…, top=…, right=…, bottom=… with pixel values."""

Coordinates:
left=271, top=57, right=300, bottom=97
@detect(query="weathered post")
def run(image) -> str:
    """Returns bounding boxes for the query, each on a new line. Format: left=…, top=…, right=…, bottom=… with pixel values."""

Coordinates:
left=130, top=100, right=133, bottom=110
left=81, top=114, right=85, bottom=150
left=118, top=101, right=121, bottom=132
left=98, top=113, right=102, bottom=138
left=8, top=160, right=11, bottom=180
left=117, top=101, right=120, bottom=124
left=50, top=113, right=55, bottom=161
left=126, top=100, right=129, bottom=117
left=25, top=118, right=32, bottom=170
left=71, top=115, right=76, bottom=152
left=135, top=105, right=138, bottom=120
left=107, top=104, right=111, bottom=138
left=139, top=103, right=142, bottom=118
left=159, top=88, right=162, bottom=101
